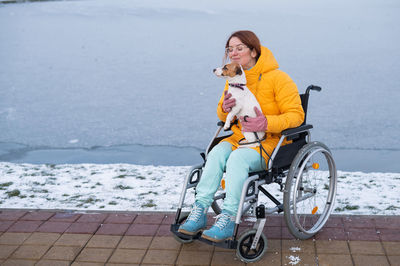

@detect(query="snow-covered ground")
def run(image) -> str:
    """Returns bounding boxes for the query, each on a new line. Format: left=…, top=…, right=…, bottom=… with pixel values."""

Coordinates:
left=1, top=162, right=399, bottom=215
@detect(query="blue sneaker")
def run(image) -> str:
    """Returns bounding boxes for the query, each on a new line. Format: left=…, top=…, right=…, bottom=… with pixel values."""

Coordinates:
left=202, top=210, right=235, bottom=242
left=178, top=202, right=208, bottom=236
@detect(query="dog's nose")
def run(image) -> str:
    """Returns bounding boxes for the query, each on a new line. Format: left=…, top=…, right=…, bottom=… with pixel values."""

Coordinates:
left=213, top=69, right=216, bottom=73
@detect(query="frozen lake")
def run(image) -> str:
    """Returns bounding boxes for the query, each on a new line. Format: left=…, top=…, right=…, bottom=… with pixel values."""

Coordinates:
left=1, top=0, right=399, bottom=172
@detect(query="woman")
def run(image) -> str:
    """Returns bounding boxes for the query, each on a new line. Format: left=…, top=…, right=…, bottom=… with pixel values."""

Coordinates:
left=179, top=30, right=305, bottom=242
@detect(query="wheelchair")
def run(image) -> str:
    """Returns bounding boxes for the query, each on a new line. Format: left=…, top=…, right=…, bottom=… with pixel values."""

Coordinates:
left=170, top=85, right=337, bottom=263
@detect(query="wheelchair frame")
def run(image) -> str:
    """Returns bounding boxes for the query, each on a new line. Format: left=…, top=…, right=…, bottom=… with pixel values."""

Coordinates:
left=170, top=85, right=337, bottom=263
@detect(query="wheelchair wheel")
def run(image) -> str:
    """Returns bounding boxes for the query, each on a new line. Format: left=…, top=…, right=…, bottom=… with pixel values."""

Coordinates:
left=172, top=212, right=194, bottom=244
left=211, top=192, right=225, bottom=215
left=283, top=141, right=337, bottom=239
left=236, top=229, right=268, bottom=263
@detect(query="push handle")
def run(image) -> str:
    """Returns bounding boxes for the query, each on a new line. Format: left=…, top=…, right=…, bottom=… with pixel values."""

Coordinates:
left=306, top=85, right=322, bottom=95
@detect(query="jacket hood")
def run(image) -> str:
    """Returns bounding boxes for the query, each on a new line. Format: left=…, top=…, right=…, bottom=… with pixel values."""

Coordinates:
left=244, top=46, right=279, bottom=85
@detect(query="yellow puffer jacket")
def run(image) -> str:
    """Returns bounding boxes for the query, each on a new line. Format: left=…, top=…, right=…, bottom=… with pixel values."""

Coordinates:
left=217, top=46, right=305, bottom=162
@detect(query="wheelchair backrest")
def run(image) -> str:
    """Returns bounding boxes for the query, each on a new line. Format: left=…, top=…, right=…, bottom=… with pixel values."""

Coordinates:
left=300, top=93, right=309, bottom=126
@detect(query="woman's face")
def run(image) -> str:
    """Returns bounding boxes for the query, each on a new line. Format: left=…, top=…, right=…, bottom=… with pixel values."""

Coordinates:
left=227, top=37, right=257, bottom=70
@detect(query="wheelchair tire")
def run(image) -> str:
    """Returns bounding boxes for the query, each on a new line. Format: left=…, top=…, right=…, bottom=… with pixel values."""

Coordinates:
left=211, top=191, right=226, bottom=215
left=283, top=141, right=337, bottom=239
left=236, top=229, right=268, bottom=263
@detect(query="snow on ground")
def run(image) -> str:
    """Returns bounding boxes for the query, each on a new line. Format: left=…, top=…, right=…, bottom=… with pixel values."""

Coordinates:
left=1, top=162, right=399, bottom=215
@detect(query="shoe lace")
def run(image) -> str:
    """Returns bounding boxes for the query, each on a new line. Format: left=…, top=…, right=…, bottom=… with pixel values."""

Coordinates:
left=213, top=213, right=232, bottom=230
left=187, top=203, right=203, bottom=222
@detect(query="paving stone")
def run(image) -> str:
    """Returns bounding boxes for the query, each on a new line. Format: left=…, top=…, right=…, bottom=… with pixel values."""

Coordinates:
left=379, top=229, right=400, bottom=241
left=282, top=239, right=315, bottom=254
left=0, top=221, right=14, bottom=232
left=249, top=251, right=281, bottom=265
left=382, top=242, right=400, bottom=255
left=176, top=250, right=212, bottom=265
left=266, top=215, right=284, bottom=227
left=20, top=211, right=54, bottom=221
left=0, top=232, right=31, bottom=245
left=149, top=236, right=181, bottom=250
left=1, top=259, right=37, bottom=266
left=134, top=213, right=165, bottom=224
left=237, top=225, right=252, bottom=236
left=0, top=211, right=27, bottom=221
left=281, top=227, right=297, bottom=240
left=104, top=213, right=137, bottom=224
left=156, top=224, right=172, bottom=236
left=117, top=236, right=153, bottom=249
left=71, top=262, right=104, bottom=266
left=282, top=252, right=317, bottom=265
left=375, top=216, right=400, bottom=229
left=36, top=221, right=72, bottom=233
left=266, top=239, right=281, bottom=254
left=162, top=213, right=176, bottom=224
left=36, top=260, right=71, bottom=266
left=211, top=251, right=245, bottom=265
left=86, top=235, right=121, bottom=248
left=317, top=254, right=353, bottom=266
left=7, top=221, right=42, bottom=233
left=75, top=247, right=114, bottom=263
left=0, top=245, right=19, bottom=259
left=65, top=222, right=100, bottom=234
left=108, top=249, right=146, bottom=264
left=343, top=216, right=376, bottom=229
left=349, top=241, right=385, bottom=255
left=347, top=228, right=380, bottom=241
left=388, top=256, right=400, bottom=266
left=106, top=263, right=140, bottom=266
left=11, top=245, right=50, bottom=260
left=96, top=223, right=129, bottom=235
left=43, top=246, right=82, bottom=260
left=263, top=226, right=281, bottom=239
left=324, top=216, right=344, bottom=228
left=76, top=213, right=108, bottom=223
left=352, top=255, right=389, bottom=266
left=24, top=232, right=61, bottom=246
left=315, top=227, right=348, bottom=241
left=125, top=223, right=159, bottom=236
left=142, top=249, right=179, bottom=265
left=54, top=233, right=92, bottom=247
left=49, top=213, right=81, bottom=222
left=315, top=240, right=350, bottom=254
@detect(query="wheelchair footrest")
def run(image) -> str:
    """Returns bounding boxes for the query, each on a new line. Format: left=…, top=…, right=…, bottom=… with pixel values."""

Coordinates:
left=170, top=224, right=201, bottom=241
left=198, top=236, right=237, bottom=249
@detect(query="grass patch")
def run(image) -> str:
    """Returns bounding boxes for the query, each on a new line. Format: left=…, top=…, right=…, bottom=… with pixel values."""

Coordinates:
left=141, top=199, right=156, bottom=208
left=385, top=205, right=399, bottom=210
left=108, top=201, right=118, bottom=205
left=6, top=189, right=21, bottom=197
left=0, top=182, right=13, bottom=190
left=136, top=175, right=146, bottom=180
left=114, top=185, right=133, bottom=190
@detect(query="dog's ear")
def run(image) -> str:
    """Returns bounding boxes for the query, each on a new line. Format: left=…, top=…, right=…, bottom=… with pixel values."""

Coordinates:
left=236, top=66, right=242, bottom=75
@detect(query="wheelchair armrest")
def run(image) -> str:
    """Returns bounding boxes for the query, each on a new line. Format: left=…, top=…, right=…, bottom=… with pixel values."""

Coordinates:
left=281, top=124, right=313, bottom=139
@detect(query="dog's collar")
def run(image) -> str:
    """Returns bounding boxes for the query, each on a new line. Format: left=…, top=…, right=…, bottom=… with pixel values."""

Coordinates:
left=229, top=83, right=246, bottom=90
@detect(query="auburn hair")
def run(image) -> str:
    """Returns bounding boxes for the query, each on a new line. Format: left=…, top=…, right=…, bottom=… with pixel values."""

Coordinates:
left=224, top=30, right=261, bottom=63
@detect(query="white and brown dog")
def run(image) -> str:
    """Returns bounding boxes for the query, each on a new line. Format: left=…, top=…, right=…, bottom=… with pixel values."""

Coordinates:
left=213, top=62, right=265, bottom=147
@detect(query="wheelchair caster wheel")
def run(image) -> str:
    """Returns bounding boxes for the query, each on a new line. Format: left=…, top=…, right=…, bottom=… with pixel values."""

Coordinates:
left=236, top=229, right=267, bottom=263
left=173, top=212, right=194, bottom=244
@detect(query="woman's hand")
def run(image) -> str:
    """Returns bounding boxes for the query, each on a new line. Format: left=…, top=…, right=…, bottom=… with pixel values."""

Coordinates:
left=222, top=91, right=236, bottom=112
left=240, top=107, right=268, bottom=132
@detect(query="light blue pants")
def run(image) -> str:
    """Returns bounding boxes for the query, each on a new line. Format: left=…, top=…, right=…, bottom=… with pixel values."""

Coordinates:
left=195, top=141, right=266, bottom=215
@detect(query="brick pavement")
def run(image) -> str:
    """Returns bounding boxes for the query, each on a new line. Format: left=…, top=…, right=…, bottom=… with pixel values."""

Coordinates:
left=0, top=209, right=399, bottom=265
